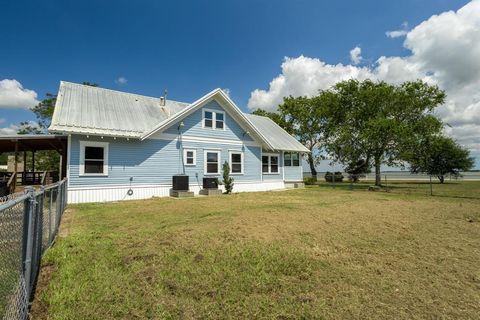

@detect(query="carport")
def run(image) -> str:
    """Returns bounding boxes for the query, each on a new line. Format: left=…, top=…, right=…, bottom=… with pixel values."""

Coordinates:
left=0, top=134, right=68, bottom=195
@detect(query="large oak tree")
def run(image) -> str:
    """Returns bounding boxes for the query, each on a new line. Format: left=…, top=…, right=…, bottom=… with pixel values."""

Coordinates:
left=323, top=79, right=446, bottom=186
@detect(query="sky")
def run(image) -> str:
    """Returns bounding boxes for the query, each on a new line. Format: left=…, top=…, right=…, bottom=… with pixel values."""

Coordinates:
left=1, top=0, right=478, bottom=169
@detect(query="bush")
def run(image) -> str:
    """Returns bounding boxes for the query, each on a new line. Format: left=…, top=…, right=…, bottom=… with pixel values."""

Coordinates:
left=324, top=171, right=344, bottom=183
left=303, top=177, right=316, bottom=185
left=348, top=173, right=365, bottom=182
left=222, top=161, right=234, bottom=194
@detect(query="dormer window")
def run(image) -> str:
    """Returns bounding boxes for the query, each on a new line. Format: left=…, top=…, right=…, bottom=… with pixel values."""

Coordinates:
left=203, top=109, right=225, bottom=130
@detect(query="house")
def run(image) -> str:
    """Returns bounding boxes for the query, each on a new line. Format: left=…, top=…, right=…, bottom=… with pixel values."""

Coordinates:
left=48, top=81, right=309, bottom=203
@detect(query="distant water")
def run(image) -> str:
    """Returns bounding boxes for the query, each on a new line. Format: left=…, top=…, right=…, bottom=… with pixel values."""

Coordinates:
left=304, top=171, right=480, bottom=181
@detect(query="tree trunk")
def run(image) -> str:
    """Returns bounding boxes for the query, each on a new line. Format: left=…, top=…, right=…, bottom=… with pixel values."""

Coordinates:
left=374, top=156, right=381, bottom=187
left=438, top=175, right=445, bottom=184
left=307, top=153, right=317, bottom=180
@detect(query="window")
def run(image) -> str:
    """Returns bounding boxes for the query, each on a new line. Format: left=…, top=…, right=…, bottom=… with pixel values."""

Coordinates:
left=262, top=154, right=279, bottom=174
left=80, top=141, right=109, bottom=176
left=203, top=109, right=225, bottom=130
left=204, top=111, right=213, bottom=128
left=284, top=152, right=300, bottom=166
left=229, top=151, right=243, bottom=174
left=183, top=149, right=196, bottom=166
left=205, top=150, right=221, bottom=175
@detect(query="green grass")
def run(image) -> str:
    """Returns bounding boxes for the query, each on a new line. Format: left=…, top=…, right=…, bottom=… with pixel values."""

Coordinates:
left=32, top=182, right=480, bottom=319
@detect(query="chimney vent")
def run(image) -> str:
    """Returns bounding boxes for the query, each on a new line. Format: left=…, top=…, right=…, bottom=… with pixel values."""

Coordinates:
left=159, top=96, right=165, bottom=106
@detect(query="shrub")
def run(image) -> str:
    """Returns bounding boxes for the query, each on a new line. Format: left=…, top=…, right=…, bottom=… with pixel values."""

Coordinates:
left=324, top=171, right=344, bottom=183
left=222, top=161, right=234, bottom=194
left=303, top=177, right=316, bottom=185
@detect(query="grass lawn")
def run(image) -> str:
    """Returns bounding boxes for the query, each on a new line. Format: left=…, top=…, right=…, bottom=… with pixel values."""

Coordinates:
left=32, top=182, right=480, bottom=319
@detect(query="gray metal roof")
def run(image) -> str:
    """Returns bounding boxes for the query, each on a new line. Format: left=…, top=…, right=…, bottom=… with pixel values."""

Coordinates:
left=49, top=81, right=189, bottom=138
left=244, top=114, right=310, bottom=152
left=49, top=82, right=309, bottom=152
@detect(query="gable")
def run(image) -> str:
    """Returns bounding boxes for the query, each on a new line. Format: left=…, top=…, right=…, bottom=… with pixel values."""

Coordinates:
left=160, top=99, right=254, bottom=142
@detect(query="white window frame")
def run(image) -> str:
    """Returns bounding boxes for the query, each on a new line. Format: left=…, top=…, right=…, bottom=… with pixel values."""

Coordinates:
left=183, top=148, right=197, bottom=166
left=262, top=153, right=280, bottom=175
left=202, top=108, right=226, bottom=130
left=79, top=141, right=109, bottom=176
left=204, top=150, right=221, bottom=175
left=229, top=150, right=244, bottom=175
left=284, top=152, right=300, bottom=167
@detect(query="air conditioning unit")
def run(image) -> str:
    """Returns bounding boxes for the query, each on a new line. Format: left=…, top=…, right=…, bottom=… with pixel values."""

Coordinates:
left=203, top=177, right=218, bottom=189
left=172, top=175, right=189, bottom=191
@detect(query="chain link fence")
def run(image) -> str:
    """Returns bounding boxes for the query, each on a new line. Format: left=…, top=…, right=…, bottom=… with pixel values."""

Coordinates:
left=0, top=179, right=67, bottom=320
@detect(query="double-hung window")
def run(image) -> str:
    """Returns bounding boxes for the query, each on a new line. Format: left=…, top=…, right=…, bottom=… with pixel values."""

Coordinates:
left=80, top=141, right=109, bottom=176
left=229, top=151, right=243, bottom=174
left=284, top=152, right=300, bottom=166
left=205, top=150, right=221, bottom=175
left=203, top=109, right=225, bottom=130
left=183, top=149, right=196, bottom=166
left=262, top=154, right=279, bottom=174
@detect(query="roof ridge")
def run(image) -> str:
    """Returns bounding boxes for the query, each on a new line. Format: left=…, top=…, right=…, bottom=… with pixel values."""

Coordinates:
left=60, top=81, right=190, bottom=105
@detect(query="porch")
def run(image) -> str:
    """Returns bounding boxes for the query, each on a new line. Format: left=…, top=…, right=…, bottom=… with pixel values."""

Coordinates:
left=0, top=134, right=68, bottom=196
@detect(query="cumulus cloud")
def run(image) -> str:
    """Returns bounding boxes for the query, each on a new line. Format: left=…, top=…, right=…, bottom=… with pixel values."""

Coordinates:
left=0, top=121, right=40, bottom=135
left=115, top=76, right=128, bottom=85
left=247, top=0, right=480, bottom=163
left=386, top=22, right=409, bottom=38
left=0, top=79, right=39, bottom=109
left=349, top=46, right=363, bottom=65
left=222, top=88, right=231, bottom=97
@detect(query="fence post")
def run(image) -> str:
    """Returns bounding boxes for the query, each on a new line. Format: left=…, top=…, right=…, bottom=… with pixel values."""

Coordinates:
left=48, top=188, right=53, bottom=244
left=430, top=175, right=433, bottom=196
left=22, top=186, right=35, bottom=300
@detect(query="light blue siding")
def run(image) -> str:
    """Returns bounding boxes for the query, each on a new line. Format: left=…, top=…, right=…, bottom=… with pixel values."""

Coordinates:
left=284, top=166, right=303, bottom=182
left=163, top=100, right=253, bottom=141
left=69, top=135, right=262, bottom=187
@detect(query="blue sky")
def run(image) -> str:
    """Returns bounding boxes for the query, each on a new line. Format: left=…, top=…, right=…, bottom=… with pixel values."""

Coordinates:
left=1, top=0, right=478, bottom=168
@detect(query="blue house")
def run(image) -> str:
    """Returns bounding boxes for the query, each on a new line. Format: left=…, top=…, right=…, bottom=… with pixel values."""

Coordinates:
left=48, top=82, right=309, bottom=203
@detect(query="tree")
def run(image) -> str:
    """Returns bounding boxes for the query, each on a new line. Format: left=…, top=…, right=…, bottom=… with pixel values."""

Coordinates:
left=222, top=161, right=234, bottom=194
left=252, top=95, right=328, bottom=179
left=323, top=79, right=446, bottom=186
left=406, top=136, right=475, bottom=183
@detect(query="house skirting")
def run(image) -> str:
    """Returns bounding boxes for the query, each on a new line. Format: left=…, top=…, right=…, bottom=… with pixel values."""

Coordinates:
left=67, top=181, right=286, bottom=204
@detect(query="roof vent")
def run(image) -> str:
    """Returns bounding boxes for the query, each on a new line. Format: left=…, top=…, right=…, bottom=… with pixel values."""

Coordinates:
left=159, top=89, right=168, bottom=106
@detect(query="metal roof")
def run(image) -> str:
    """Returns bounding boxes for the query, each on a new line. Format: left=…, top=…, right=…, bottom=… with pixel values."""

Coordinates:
left=49, top=82, right=309, bottom=152
left=49, top=81, right=189, bottom=138
left=244, top=114, right=310, bottom=152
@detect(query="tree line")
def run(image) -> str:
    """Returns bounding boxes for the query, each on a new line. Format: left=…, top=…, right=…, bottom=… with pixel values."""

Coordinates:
left=253, top=79, right=474, bottom=186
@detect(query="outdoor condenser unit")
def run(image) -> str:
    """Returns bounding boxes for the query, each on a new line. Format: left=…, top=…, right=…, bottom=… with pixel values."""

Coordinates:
left=172, top=175, right=189, bottom=191
left=203, top=177, right=218, bottom=189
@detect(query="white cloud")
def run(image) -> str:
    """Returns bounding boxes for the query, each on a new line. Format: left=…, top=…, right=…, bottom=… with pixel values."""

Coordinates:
left=115, top=77, right=128, bottom=85
left=0, top=79, right=39, bottom=109
left=222, top=88, right=231, bottom=97
left=349, top=46, right=363, bottom=65
left=248, top=0, right=480, bottom=164
left=0, top=121, right=40, bottom=135
left=386, top=21, right=409, bottom=38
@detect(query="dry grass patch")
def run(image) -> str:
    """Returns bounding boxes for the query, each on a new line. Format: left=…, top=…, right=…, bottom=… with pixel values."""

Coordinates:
left=32, top=182, right=480, bottom=319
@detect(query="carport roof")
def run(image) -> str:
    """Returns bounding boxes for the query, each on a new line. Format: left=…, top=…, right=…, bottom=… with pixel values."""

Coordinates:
left=0, top=134, right=67, bottom=152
